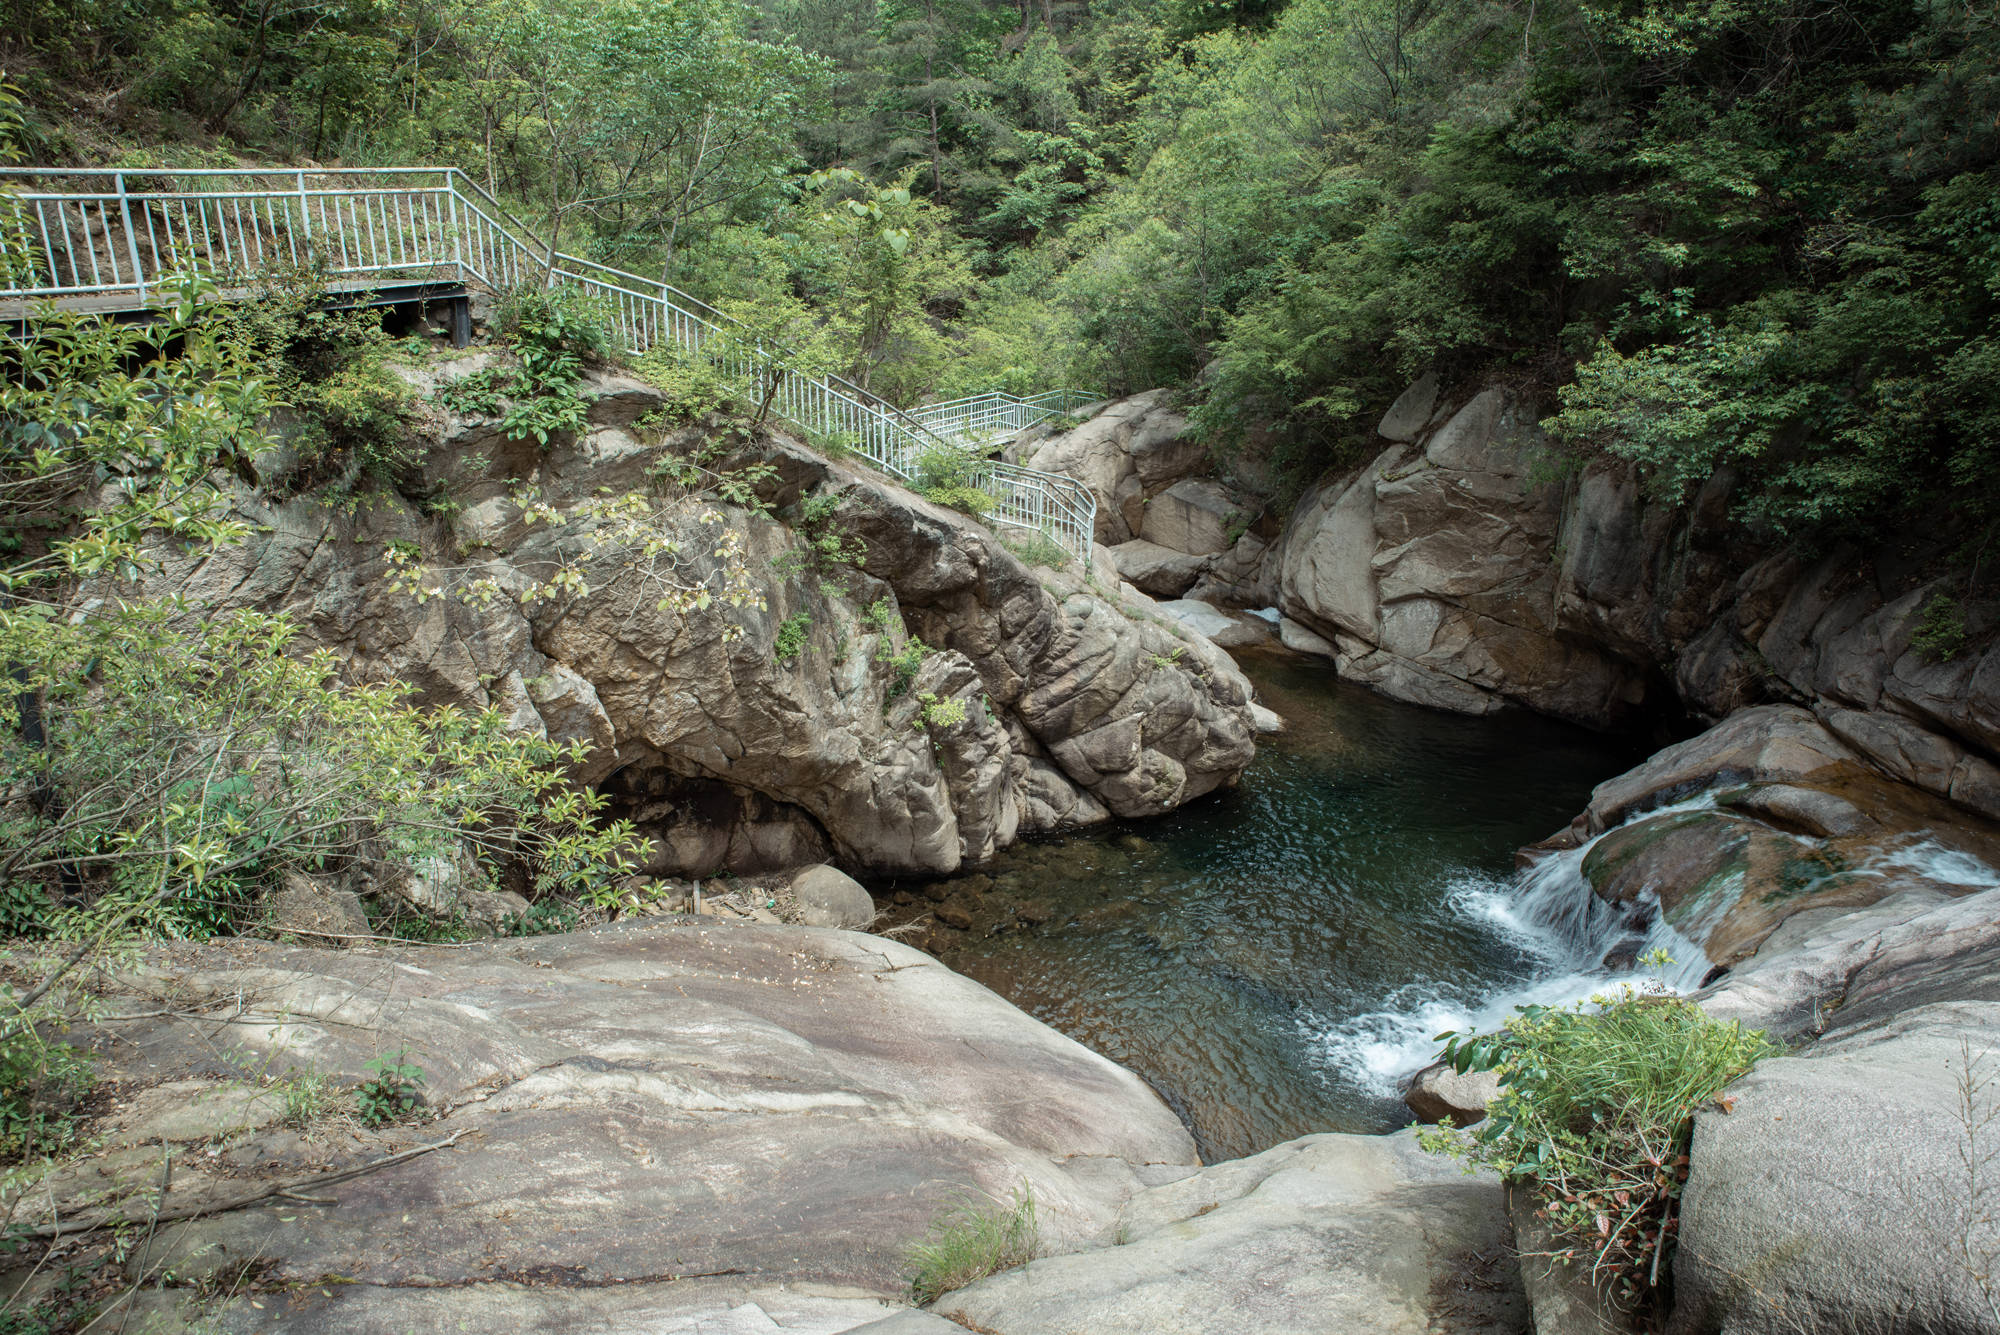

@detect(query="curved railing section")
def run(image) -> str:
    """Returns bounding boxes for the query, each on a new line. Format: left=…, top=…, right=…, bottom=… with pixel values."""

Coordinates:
left=910, top=388, right=1103, bottom=445
left=0, top=166, right=1097, bottom=563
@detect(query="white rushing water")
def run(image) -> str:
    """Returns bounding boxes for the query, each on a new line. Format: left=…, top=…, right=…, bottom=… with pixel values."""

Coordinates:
left=1310, top=798, right=1714, bottom=1098
left=1863, top=838, right=2000, bottom=889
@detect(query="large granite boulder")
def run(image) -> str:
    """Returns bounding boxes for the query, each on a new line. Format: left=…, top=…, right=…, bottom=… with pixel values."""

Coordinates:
left=120, top=364, right=1258, bottom=879
left=1109, top=538, right=1210, bottom=597
left=1139, top=478, right=1242, bottom=556
left=37, top=922, right=1200, bottom=1333
left=1010, top=390, right=1199, bottom=545
left=935, top=1130, right=1524, bottom=1335
left=1275, top=389, right=1650, bottom=729
left=1671, top=1000, right=2000, bottom=1335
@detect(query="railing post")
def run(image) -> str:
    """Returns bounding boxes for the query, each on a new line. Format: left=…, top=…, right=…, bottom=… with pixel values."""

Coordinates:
left=296, top=170, right=312, bottom=248
left=114, top=172, right=145, bottom=303
left=446, top=176, right=462, bottom=281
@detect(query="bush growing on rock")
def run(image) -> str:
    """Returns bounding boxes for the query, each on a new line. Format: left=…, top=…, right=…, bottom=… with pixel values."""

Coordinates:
left=913, top=445, right=995, bottom=516
left=1419, top=982, right=1777, bottom=1310
left=907, top=1185, right=1040, bottom=1304
left=0, top=261, right=649, bottom=1164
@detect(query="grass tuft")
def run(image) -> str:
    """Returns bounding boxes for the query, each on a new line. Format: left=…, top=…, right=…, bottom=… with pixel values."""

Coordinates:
left=907, top=1184, right=1040, bottom=1304
left=1418, top=980, right=1777, bottom=1308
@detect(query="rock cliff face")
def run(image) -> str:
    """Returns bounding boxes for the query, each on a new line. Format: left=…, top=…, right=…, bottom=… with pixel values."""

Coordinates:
left=1276, top=384, right=1655, bottom=727
left=131, top=359, right=1257, bottom=879
left=1021, top=382, right=2000, bottom=827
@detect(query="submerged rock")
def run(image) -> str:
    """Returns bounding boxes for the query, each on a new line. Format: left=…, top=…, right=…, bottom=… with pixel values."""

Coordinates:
left=1404, top=1061, right=1503, bottom=1127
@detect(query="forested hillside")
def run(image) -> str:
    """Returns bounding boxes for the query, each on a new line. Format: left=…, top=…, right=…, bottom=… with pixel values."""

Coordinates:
left=5, top=0, right=1997, bottom=542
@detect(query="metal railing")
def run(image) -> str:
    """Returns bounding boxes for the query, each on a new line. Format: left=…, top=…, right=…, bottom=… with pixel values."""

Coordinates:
left=0, top=165, right=1096, bottom=563
left=911, top=388, right=1103, bottom=444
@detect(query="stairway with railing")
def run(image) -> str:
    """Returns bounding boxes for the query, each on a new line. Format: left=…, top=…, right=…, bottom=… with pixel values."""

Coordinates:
left=910, top=388, right=1103, bottom=445
left=0, top=165, right=1098, bottom=563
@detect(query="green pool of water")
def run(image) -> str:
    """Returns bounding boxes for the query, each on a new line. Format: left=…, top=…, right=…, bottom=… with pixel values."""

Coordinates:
left=894, top=649, right=1646, bottom=1162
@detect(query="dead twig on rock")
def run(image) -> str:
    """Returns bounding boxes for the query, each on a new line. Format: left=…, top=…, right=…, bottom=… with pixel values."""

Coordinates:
left=11, top=1130, right=474, bottom=1241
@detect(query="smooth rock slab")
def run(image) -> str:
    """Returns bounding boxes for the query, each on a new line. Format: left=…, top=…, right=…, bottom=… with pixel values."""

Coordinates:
left=1671, top=1000, right=2000, bottom=1335
left=936, top=1130, right=1523, bottom=1335
left=1154, top=598, right=1277, bottom=649
left=60, top=922, right=1197, bottom=1333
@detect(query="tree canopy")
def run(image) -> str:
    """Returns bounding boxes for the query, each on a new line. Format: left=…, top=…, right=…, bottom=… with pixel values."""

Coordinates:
left=4, top=0, right=1998, bottom=537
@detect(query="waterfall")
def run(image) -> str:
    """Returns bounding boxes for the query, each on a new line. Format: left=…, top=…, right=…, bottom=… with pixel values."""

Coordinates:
left=1309, top=798, right=1713, bottom=1098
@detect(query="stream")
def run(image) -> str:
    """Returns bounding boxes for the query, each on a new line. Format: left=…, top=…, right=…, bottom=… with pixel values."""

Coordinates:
left=895, top=649, right=1661, bottom=1162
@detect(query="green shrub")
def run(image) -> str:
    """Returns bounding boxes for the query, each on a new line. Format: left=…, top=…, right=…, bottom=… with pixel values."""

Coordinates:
left=218, top=265, right=415, bottom=486
left=355, top=1050, right=426, bottom=1126
left=631, top=344, right=741, bottom=425
left=498, top=287, right=614, bottom=389
left=771, top=490, right=865, bottom=578
left=0, top=1026, right=92, bottom=1161
left=280, top=1064, right=333, bottom=1127
left=913, top=446, right=994, bottom=516
left=499, top=899, right=581, bottom=937
left=1913, top=593, right=1970, bottom=664
left=773, top=611, right=812, bottom=666
left=1001, top=527, right=1069, bottom=569
left=1418, top=985, right=1777, bottom=1306
left=907, top=1185, right=1040, bottom=1304
left=913, top=692, right=967, bottom=730
left=864, top=597, right=900, bottom=632
left=488, top=287, right=614, bottom=447
left=434, top=365, right=522, bottom=417
left=877, top=637, right=930, bottom=699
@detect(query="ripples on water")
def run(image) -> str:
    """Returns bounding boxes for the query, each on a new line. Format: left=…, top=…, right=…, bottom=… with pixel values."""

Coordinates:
left=900, top=650, right=1651, bottom=1162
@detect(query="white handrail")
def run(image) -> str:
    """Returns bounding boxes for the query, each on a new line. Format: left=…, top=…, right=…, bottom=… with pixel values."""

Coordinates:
left=911, top=388, right=1103, bottom=444
left=0, top=165, right=1097, bottom=563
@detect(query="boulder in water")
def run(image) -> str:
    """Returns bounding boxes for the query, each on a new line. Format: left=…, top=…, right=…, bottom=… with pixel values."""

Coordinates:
left=1405, top=1061, right=1503, bottom=1126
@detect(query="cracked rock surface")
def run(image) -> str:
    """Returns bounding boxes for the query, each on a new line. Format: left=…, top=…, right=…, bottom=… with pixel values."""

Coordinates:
left=127, top=361, right=1256, bottom=877
left=53, top=920, right=1200, bottom=1333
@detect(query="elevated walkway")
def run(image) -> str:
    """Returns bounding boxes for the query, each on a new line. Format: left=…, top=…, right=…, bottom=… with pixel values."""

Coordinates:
left=0, top=166, right=1095, bottom=562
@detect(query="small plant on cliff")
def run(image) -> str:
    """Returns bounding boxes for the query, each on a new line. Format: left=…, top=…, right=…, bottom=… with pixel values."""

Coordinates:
left=878, top=638, right=930, bottom=699
left=912, top=445, right=994, bottom=517
left=434, top=365, right=520, bottom=417
left=355, top=1050, right=426, bottom=1126
left=913, top=692, right=967, bottom=730
left=499, top=899, right=581, bottom=937
left=771, top=489, right=865, bottom=579
left=491, top=287, right=612, bottom=446
left=280, top=1064, right=334, bottom=1128
left=631, top=342, right=739, bottom=424
left=1417, top=984, right=1777, bottom=1309
left=907, top=1185, right=1040, bottom=1304
left=773, top=611, right=812, bottom=666
left=219, top=262, right=414, bottom=489
left=1913, top=593, right=1970, bottom=664
left=1001, top=527, right=1068, bottom=570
